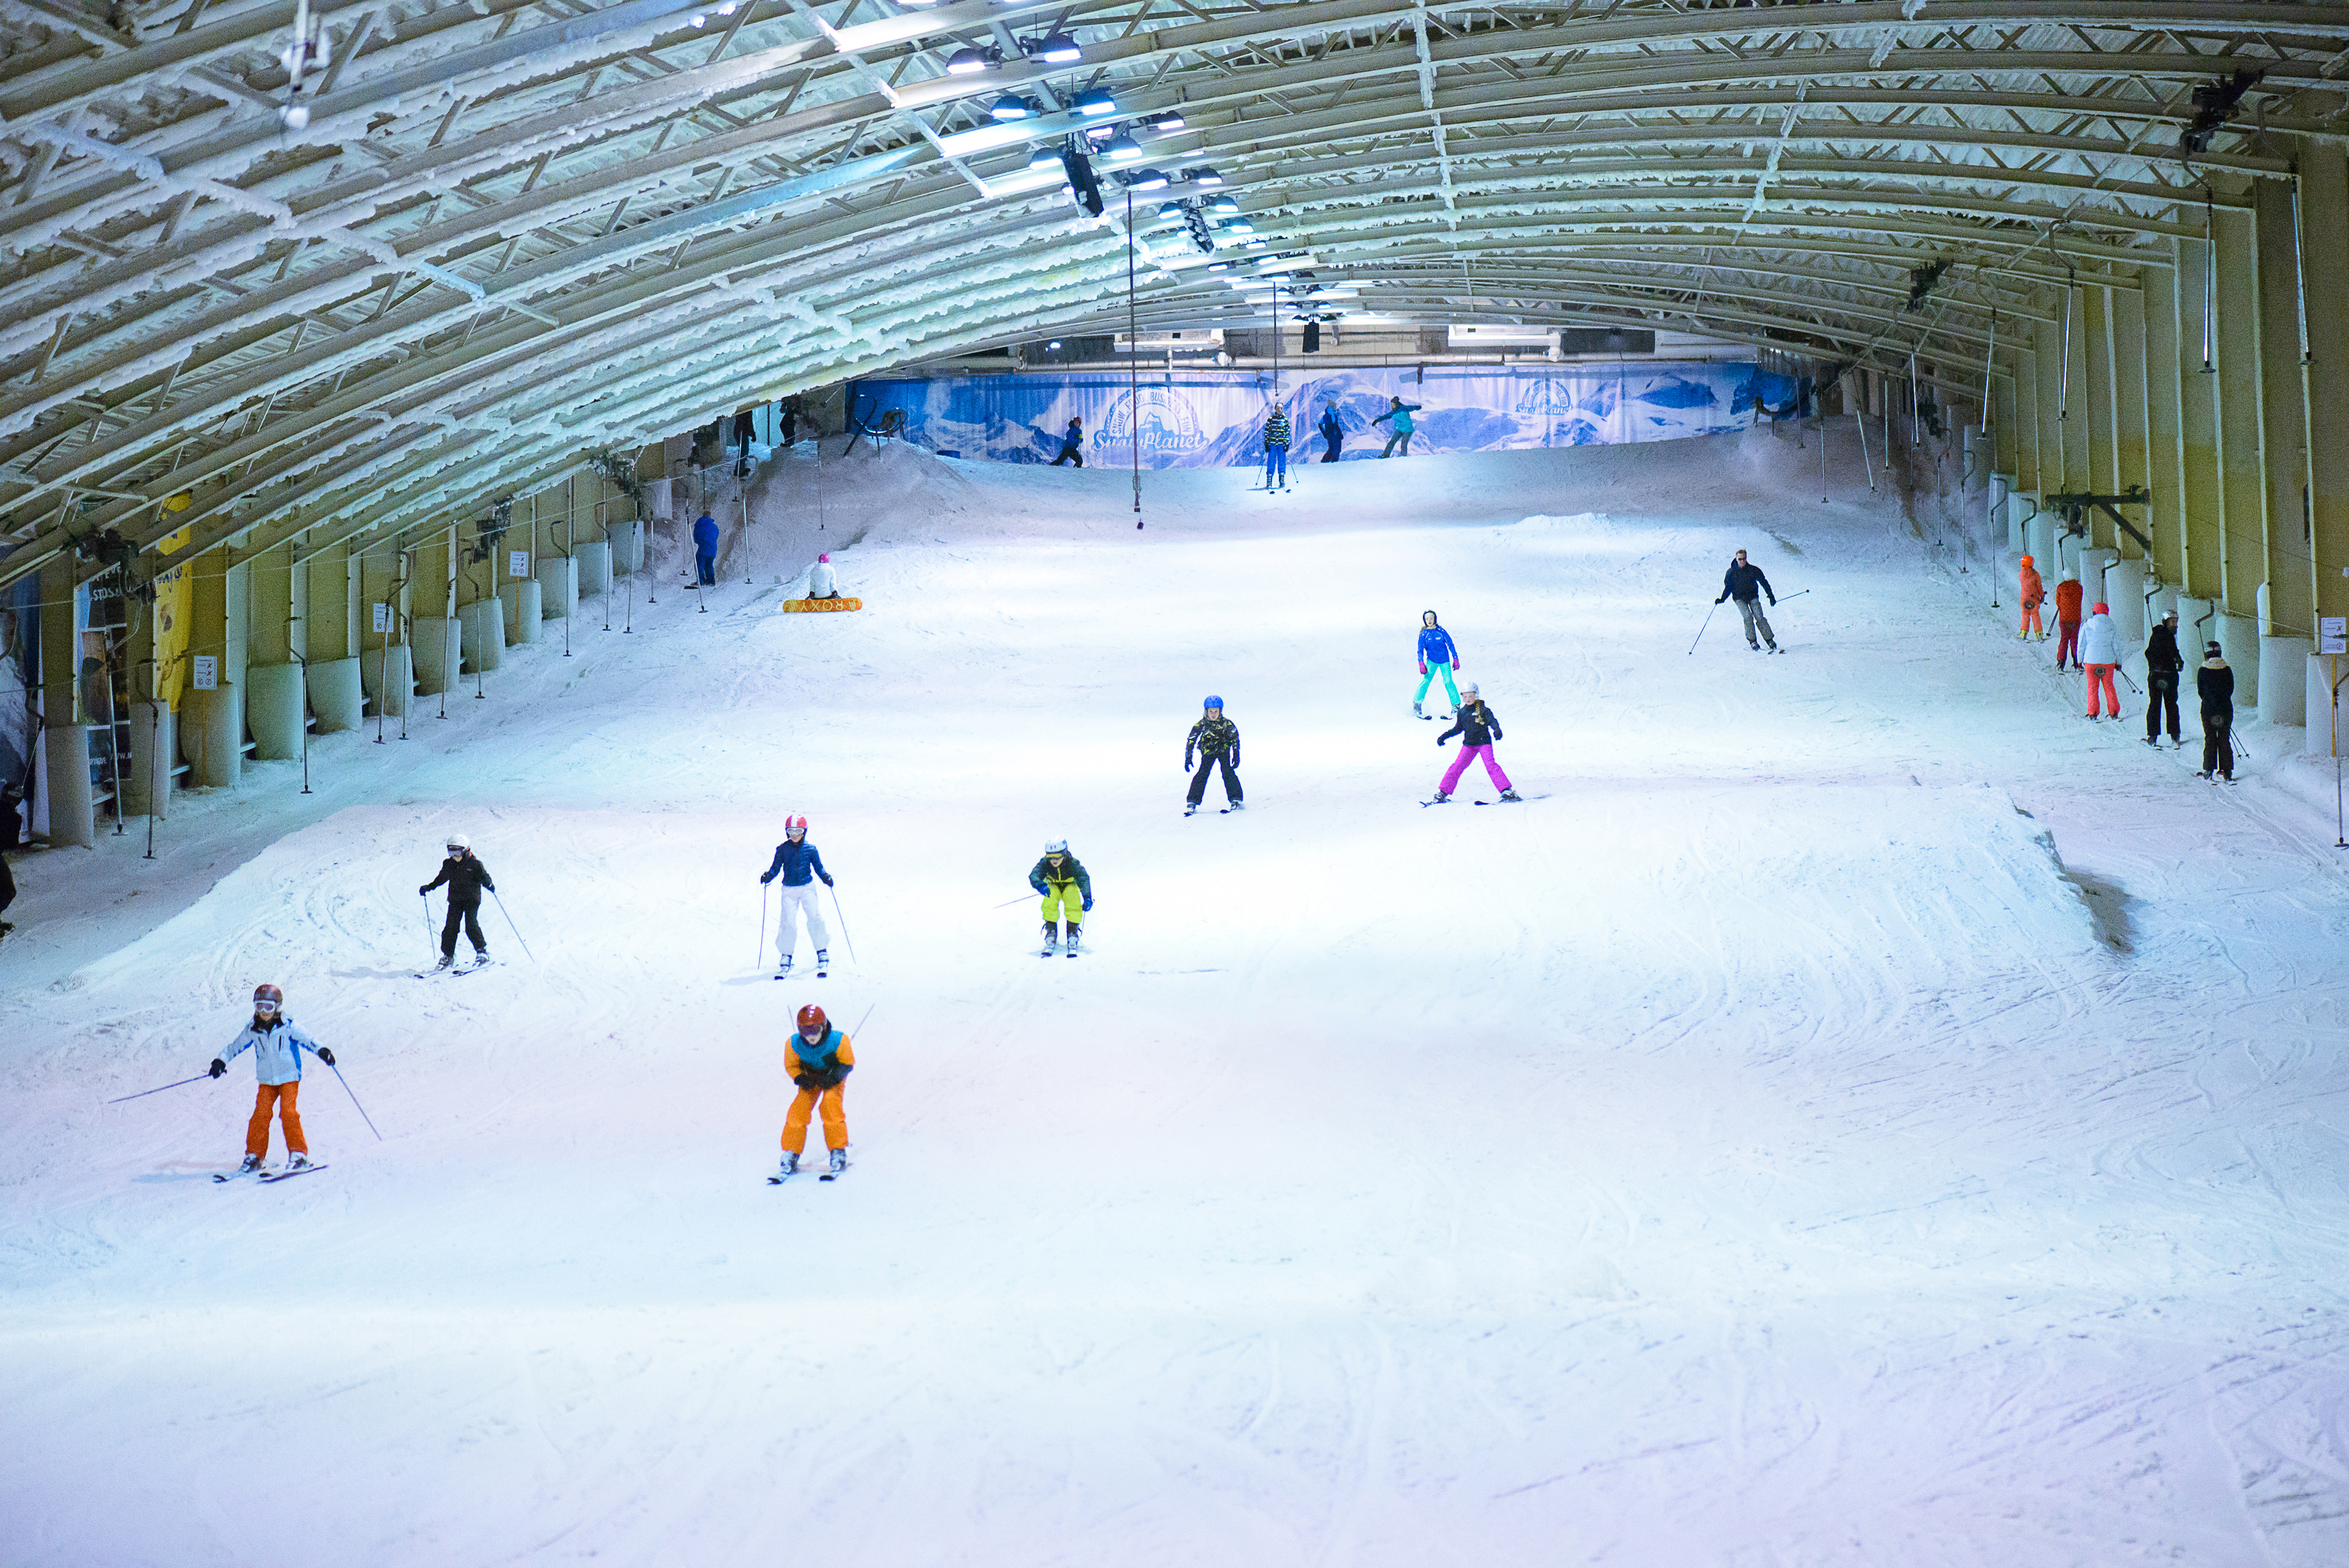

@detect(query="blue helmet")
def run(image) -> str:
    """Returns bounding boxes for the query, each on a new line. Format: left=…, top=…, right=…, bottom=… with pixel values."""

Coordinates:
left=1203, top=695, right=1223, bottom=709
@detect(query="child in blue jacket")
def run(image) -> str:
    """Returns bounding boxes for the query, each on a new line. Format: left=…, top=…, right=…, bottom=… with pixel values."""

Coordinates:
left=208, top=982, right=335, bottom=1174
left=1414, top=610, right=1462, bottom=718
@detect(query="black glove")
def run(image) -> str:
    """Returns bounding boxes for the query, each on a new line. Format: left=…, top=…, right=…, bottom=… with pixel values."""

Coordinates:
left=418, top=885, right=430, bottom=896
left=317, top=1047, right=335, bottom=1067
left=208, top=1058, right=226, bottom=1078
left=759, top=873, right=773, bottom=885
left=792, top=1073, right=820, bottom=1090
left=1437, top=737, right=1448, bottom=747
left=823, top=877, right=834, bottom=888
left=1184, top=757, right=1195, bottom=773
left=1714, top=594, right=1726, bottom=605
left=1768, top=598, right=1777, bottom=608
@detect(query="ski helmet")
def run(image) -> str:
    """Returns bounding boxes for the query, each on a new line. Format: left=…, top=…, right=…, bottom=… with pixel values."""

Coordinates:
left=817, top=553, right=831, bottom=563
left=2020, top=554, right=2034, bottom=567
left=446, top=833, right=469, bottom=852
left=253, top=983, right=283, bottom=1011
left=796, top=1003, right=827, bottom=1032
left=2092, top=602, right=2109, bottom=615
left=785, top=814, right=809, bottom=837
left=1203, top=696, right=1223, bottom=710
left=1461, top=682, right=1480, bottom=697
left=1044, top=838, right=1067, bottom=854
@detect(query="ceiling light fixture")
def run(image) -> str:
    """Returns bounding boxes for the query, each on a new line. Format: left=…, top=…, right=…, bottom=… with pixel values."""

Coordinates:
left=991, top=94, right=1034, bottom=120
left=1150, top=111, right=1186, bottom=132
left=1030, top=146, right=1064, bottom=169
left=1186, top=166, right=1223, bottom=186
left=1129, top=167, right=1170, bottom=191
left=1208, top=194, right=1239, bottom=215
left=1101, top=133, right=1144, bottom=162
left=946, top=45, right=989, bottom=74
left=1075, top=88, right=1118, bottom=116
left=1035, top=32, right=1081, bottom=62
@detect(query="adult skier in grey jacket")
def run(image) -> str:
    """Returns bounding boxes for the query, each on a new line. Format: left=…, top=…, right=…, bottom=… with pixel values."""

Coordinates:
left=209, top=982, right=335, bottom=1174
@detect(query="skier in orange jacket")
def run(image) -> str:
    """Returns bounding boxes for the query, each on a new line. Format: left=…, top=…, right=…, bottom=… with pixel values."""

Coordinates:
left=2018, top=554, right=2046, bottom=639
left=2052, top=573, right=2086, bottom=667
left=777, top=1003, right=855, bottom=1179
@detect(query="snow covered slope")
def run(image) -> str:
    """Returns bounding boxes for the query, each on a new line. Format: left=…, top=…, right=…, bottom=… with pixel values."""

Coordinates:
left=4, top=428, right=2346, bottom=1567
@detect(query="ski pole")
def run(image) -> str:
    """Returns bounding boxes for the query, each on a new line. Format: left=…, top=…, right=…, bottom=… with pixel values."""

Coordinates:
left=1688, top=600, right=1719, bottom=655
left=829, top=884, right=857, bottom=964
left=993, top=891, right=1040, bottom=909
left=331, top=1060, right=384, bottom=1141
left=757, top=882, right=770, bottom=969
left=490, top=889, right=535, bottom=961
left=421, top=891, right=436, bottom=969
left=106, top=1073, right=210, bottom=1105
left=2231, top=728, right=2252, bottom=762
left=1774, top=589, right=1812, bottom=605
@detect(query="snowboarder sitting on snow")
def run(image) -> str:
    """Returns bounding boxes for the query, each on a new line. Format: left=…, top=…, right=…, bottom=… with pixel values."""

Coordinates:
left=2053, top=572, right=2086, bottom=669
left=1433, top=684, right=1519, bottom=803
left=209, top=982, right=334, bottom=1176
left=1262, top=406, right=1292, bottom=490
left=1185, top=696, right=1244, bottom=816
left=779, top=1003, right=854, bottom=1178
left=2196, top=642, right=2235, bottom=781
left=1050, top=417, right=1084, bottom=468
left=2145, top=609, right=2183, bottom=745
left=1373, top=397, right=1422, bottom=457
left=1715, top=549, right=1779, bottom=652
left=1414, top=610, right=1461, bottom=718
left=420, top=834, right=494, bottom=970
left=758, top=815, right=833, bottom=979
left=692, top=513, right=720, bottom=586
left=808, top=553, right=837, bottom=600
left=1030, top=840, right=1092, bottom=952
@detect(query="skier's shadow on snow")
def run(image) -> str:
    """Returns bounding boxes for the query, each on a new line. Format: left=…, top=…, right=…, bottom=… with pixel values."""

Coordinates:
left=2061, top=869, right=2137, bottom=954
left=338, top=965, right=431, bottom=981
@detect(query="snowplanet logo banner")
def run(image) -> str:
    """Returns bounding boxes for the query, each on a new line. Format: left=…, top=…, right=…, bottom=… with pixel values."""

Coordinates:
left=1098, top=388, right=1206, bottom=458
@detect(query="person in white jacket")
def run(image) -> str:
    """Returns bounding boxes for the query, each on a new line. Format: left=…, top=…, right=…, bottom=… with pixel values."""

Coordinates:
left=207, top=982, right=335, bottom=1174
left=2077, top=601, right=2121, bottom=719
left=807, top=553, right=837, bottom=599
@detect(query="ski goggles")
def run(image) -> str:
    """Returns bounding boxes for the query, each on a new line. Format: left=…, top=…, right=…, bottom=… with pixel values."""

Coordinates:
left=253, top=1000, right=280, bottom=1015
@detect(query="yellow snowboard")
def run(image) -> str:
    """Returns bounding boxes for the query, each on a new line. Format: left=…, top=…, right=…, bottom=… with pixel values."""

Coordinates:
left=783, top=597, right=862, bottom=612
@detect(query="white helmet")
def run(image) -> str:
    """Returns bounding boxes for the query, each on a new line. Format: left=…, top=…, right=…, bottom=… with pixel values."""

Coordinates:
left=445, top=833, right=469, bottom=852
left=1044, top=839, right=1067, bottom=854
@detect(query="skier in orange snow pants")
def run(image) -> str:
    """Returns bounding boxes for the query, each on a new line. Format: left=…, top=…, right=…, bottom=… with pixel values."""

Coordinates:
left=2018, top=554, right=2045, bottom=639
left=2053, top=575, right=2085, bottom=667
left=778, top=1003, right=854, bottom=1177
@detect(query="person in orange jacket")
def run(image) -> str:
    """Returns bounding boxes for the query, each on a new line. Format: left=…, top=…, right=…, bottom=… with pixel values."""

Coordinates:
left=2018, top=554, right=2046, bottom=640
left=777, top=1003, right=854, bottom=1178
left=2051, top=572, right=2086, bottom=668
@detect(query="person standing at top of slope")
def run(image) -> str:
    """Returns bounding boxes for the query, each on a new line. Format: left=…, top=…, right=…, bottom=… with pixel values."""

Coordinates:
left=1374, top=397, right=1423, bottom=457
left=2077, top=602, right=2121, bottom=719
left=692, top=512, right=720, bottom=587
left=1715, top=549, right=1779, bottom=652
left=1414, top=610, right=1462, bottom=719
left=758, top=816, right=834, bottom=979
left=2017, top=554, right=2046, bottom=641
left=1050, top=416, right=1084, bottom=468
left=1030, top=840, right=1092, bottom=953
left=807, top=553, right=837, bottom=600
left=420, top=834, right=494, bottom=971
left=2053, top=572, right=2086, bottom=669
left=1319, top=401, right=1344, bottom=463
left=1262, top=406, right=1292, bottom=491
left=1433, top=684, right=1520, bottom=803
left=777, top=1003, right=855, bottom=1179
left=1185, top=696, right=1244, bottom=816
left=2144, top=609, right=2184, bottom=746
left=209, top=982, right=335, bottom=1176
left=2196, top=642, right=2236, bottom=781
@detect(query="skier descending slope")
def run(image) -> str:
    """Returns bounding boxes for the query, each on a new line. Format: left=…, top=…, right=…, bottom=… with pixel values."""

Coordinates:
left=774, top=1003, right=854, bottom=1181
left=1414, top=610, right=1461, bottom=718
left=1431, top=684, right=1520, bottom=803
left=209, top=983, right=335, bottom=1177
left=1031, top=840, right=1093, bottom=955
left=1715, top=549, right=1780, bottom=652
left=1262, top=406, right=1292, bottom=491
left=1184, top=696, right=1245, bottom=816
left=758, top=816, right=834, bottom=979
left=420, top=835, right=494, bottom=971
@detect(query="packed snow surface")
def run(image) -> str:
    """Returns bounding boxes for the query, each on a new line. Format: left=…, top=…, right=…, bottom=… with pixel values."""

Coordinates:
left=4, top=428, right=2347, bottom=1566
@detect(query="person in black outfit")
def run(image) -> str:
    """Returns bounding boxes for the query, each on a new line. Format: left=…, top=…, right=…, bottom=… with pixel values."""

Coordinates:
left=1050, top=417, right=1084, bottom=467
left=2143, top=609, right=2183, bottom=745
left=0, top=780, right=22, bottom=939
left=2195, top=642, right=2235, bottom=780
left=1715, top=549, right=1778, bottom=651
left=1184, top=696, right=1243, bottom=815
left=732, top=407, right=757, bottom=476
left=1318, top=401, right=1343, bottom=463
left=420, top=833, right=495, bottom=968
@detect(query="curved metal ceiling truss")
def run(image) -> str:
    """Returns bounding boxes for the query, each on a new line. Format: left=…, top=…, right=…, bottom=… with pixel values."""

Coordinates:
left=3, top=0, right=2344, bottom=586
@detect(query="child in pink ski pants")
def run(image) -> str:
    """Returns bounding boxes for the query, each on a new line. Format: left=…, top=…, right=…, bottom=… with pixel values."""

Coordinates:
left=1433, top=686, right=1520, bottom=801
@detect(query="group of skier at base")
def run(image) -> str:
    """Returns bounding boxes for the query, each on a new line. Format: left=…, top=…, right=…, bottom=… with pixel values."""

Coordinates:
left=1258, top=398, right=1428, bottom=488
left=2020, top=554, right=2241, bottom=780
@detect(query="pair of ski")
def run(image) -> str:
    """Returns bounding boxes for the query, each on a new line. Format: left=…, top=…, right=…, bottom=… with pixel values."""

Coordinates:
left=773, top=966, right=828, bottom=981
left=1041, top=943, right=1081, bottom=959
left=768, top=1162, right=846, bottom=1185
left=1420, top=796, right=1535, bottom=808
left=416, top=956, right=496, bottom=979
left=215, top=1163, right=329, bottom=1184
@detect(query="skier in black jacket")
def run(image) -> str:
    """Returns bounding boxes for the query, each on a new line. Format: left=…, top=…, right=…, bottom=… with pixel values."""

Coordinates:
left=2143, top=609, right=2183, bottom=745
left=1433, top=685, right=1520, bottom=802
left=1715, top=549, right=1779, bottom=652
left=0, top=780, right=21, bottom=939
left=2195, top=642, right=2235, bottom=781
left=1185, top=696, right=1243, bottom=815
left=420, top=834, right=495, bottom=969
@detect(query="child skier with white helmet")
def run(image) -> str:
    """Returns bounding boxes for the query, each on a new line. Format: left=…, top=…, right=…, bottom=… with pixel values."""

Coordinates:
left=1030, top=840, right=1092, bottom=953
left=208, top=982, right=335, bottom=1176
left=1184, top=696, right=1243, bottom=815
left=420, top=834, right=494, bottom=970
left=758, top=816, right=835, bottom=978
left=774, top=1002, right=855, bottom=1180
left=1414, top=610, right=1461, bottom=718
left=1432, top=684, right=1520, bottom=803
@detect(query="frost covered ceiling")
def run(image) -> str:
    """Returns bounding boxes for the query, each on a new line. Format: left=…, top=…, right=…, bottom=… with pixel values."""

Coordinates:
left=4, top=0, right=2345, bottom=586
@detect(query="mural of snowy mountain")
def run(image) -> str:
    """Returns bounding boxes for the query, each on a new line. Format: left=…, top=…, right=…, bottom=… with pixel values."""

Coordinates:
left=853, top=362, right=1800, bottom=470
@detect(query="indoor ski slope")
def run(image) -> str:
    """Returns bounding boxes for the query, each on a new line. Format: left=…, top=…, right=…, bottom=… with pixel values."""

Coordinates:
left=4, top=428, right=2346, bottom=1567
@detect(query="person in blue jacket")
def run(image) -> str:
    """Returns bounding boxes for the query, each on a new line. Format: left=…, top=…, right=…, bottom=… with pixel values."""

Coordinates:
left=208, top=982, right=335, bottom=1175
left=1374, top=397, right=1423, bottom=457
left=692, top=513, right=720, bottom=586
left=758, top=814, right=834, bottom=978
left=1414, top=610, right=1463, bottom=718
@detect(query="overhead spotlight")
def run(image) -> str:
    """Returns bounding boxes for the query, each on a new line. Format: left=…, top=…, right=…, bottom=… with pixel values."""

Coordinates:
left=718, top=2, right=736, bottom=12
left=1243, top=237, right=1268, bottom=247
left=1029, top=145, right=1064, bottom=169
left=1208, top=194, right=1239, bottom=215
left=1048, top=340, right=1062, bottom=349
left=1186, top=166, right=1223, bottom=186
left=1222, top=217, right=1255, bottom=235
left=1075, top=88, right=1117, bottom=116
left=689, top=12, right=706, bottom=25
left=1083, top=121, right=1118, bottom=141
left=1102, top=133, right=1144, bottom=163
left=1129, top=167, right=1170, bottom=191
left=1035, top=31, right=1081, bottom=63
left=1150, top=111, right=1186, bottom=132
left=1207, top=261, right=1230, bottom=272
left=946, top=45, right=989, bottom=74
left=991, top=94, right=1034, bottom=120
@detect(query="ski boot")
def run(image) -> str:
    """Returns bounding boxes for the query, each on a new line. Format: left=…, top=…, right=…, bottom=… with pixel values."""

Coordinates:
left=814, top=948, right=829, bottom=978
left=1184, top=803, right=1197, bottom=817
left=827, top=1148, right=848, bottom=1175
left=774, top=955, right=793, bottom=980
left=1431, top=790, right=1450, bottom=803
left=469, top=947, right=490, bottom=969
left=433, top=952, right=454, bottom=972
left=1042, top=922, right=1060, bottom=952
left=286, top=1153, right=312, bottom=1171
left=1065, top=922, right=1082, bottom=954
left=1413, top=701, right=1423, bottom=718
left=1229, top=800, right=1246, bottom=810
left=778, top=1151, right=799, bottom=1178
left=236, top=1153, right=264, bottom=1175
left=1499, top=789, right=1522, bottom=802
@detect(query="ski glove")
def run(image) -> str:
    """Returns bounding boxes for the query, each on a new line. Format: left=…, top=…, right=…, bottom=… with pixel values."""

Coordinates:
left=759, top=873, right=773, bottom=884
left=1419, top=662, right=1427, bottom=675
left=418, top=884, right=430, bottom=896
left=1437, top=737, right=1448, bottom=747
left=792, top=1072, right=820, bottom=1091
left=208, top=1058, right=226, bottom=1078
left=1714, top=594, right=1727, bottom=605
left=822, top=876, right=834, bottom=887
left=317, top=1048, right=335, bottom=1067
left=1081, top=897, right=1093, bottom=912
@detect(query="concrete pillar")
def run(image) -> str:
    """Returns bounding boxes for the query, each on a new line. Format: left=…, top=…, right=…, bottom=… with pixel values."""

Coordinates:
left=246, top=662, right=303, bottom=760
left=534, top=556, right=576, bottom=620
left=576, top=540, right=612, bottom=596
left=2304, top=140, right=2349, bottom=639
left=411, top=618, right=461, bottom=696
left=2212, top=203, right=2267, bottom=614
left=2056, top=529, right=2083, bottom=582
left=612, top=520, right=645, bottom=576
left=183, top=551, right=246, bottom=788
left=2106, top=557, right=2150, bottom=649
left=126, top=699, right=173, bottom=816
left=2311, top=653, right=2344, bottom=755
left=2112, top=280, right=2151, bottom=556
left=459, top=599, right=504, bottom=671
left=2025, top=509, right=2055, bottom=573
left=2142, top=263, right=2189, bottom=584
left=308, top=656, right=364, bottom=733
left=2083, top=283, right=2117, bottom=507
left=2080, top=548, right=2117, bottom=609
left=2014, top=329, right=2043, bottom=493
left=499, top=580, right=541, bottom=645
left=2218, top=612, right=2261, bottom=706
left=2255, top=177, right=2314, bottom=636
left=360, top=643, right=413, bottom=719
left=2259, top=635, right=2310, bottom=726
left=2178, top=595, right=2217, bottom=656
left=2176, top=233, right=2225, bottom=600
left=304, top=540, right=355, bottom=665
left=39, top=557, right=94, bottom=847
left=247, top=544, right=294, bottom=666
left=1999, top=481, right=2024, bottom=552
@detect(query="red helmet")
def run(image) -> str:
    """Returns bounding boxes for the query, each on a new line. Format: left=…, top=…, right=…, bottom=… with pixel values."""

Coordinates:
left=796, top=1004, right=827, bottom=1032
left=253, top=983, right=283, bottom=1011
left=786, top=814, right=808, bottom=837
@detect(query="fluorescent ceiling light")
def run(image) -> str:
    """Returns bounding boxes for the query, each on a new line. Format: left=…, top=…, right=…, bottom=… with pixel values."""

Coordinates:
left=1037, top=32, right=1080, bottom=62
left=1186, top=166, right=1223, bottom=186
left=1030, top=146, right=1064, bottom=169
left=946, top=46, right=988, bottom=74
left=1221, top=217, right=1255, bottom=233
left=991, top=94, right=1032, bottom=120
left=1151, top=111, right=1186, bottom=131
left=1075, top=89, right=1117, bottom=115
left=1129, top=168, right=1170, bottom=191
left=1101, top=134, right=1144, bottom=162
left=1208, top=194, right=1239, bottom=214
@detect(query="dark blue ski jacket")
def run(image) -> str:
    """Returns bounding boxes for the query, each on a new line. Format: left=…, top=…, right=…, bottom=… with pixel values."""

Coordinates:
left=761, top=840, right=832, bottom=887
left=693, top=516, right=720, bottom=554
left=1417, top=626, right=1460, bottom=665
